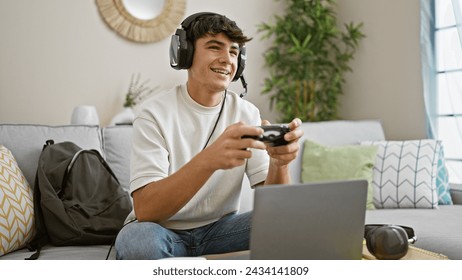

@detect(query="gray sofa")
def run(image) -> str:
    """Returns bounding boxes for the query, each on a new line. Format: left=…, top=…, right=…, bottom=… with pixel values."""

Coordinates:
left=1, top=120, right=461, bottom=260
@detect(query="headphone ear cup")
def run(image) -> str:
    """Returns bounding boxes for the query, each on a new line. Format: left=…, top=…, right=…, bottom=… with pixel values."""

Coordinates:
left=366, top=225, right=409, bottom=260
left=365, top=226, right=379, bottom=256
left=170, top=29, right=194, bottom=70
left=182, top=33, right=194, bottom=69
left=233, top=45, right=246, bottom=82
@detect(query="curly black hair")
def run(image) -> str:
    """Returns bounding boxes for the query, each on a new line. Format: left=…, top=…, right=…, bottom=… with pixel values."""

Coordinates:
left=185, top=13, right=252, bottom=48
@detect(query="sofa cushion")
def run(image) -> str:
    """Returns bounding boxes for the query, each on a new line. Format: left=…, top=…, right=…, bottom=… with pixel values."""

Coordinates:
left=0, top=146, right=35, bottom=256
left=365, top=205, right=462, bottom=260
left=301, top=140, right=377, bottom=209
left=102, top=125, right=133, bottom=193
left=289, top=120, right=386, bottom=184
left=450, top=183, right=462, bottom=204
left=0, top=124, right=103, bottom=187
left=362, top=140, right=439, bottom=209
left=0, top=244, right=115, bottom=260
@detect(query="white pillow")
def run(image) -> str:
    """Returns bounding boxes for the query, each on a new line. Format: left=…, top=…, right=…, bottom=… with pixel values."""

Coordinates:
left=361, top=140, right=439, bottom=209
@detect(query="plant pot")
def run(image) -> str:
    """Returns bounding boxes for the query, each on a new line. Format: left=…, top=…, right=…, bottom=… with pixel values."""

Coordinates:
left=110, top=107, right=134, bottom=125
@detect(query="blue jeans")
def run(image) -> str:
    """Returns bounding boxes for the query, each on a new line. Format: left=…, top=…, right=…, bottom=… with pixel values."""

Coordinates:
left=115, top=211, right=251, bottom=259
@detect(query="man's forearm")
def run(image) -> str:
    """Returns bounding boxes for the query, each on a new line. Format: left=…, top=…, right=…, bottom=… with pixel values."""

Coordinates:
left=133, top=155, right=215, bottom=222
left=264, top=161, right=291, bottom=186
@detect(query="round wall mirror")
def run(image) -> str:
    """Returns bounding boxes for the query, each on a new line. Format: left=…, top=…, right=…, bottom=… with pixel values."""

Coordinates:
left=96, top=0, right=186, bottom=43
left=121, top=0, right=165, bottom=20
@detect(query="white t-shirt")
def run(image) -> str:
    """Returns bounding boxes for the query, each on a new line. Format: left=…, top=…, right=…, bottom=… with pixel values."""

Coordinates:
left=128, top=84, right=269, bottom=229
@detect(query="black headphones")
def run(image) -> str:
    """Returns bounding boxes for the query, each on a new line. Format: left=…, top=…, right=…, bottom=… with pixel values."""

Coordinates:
left=169, top=12, right=247, bottom=82
left=364, top=224, right=417, bottom=260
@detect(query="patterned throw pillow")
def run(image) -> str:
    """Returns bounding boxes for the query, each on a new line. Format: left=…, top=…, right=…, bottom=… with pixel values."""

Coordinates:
left=0, top=145, right=35, bottom=256
left=436, top=145, right=452, bottom=205
left=361, top=140, right=440, bottom=209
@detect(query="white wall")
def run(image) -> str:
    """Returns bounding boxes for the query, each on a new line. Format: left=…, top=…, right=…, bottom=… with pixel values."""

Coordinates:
left=0, top=0, right=426, bottom=140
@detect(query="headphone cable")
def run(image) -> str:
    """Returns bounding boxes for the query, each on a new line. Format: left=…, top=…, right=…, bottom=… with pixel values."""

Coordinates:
left=202, top=89, right=227, bottom=150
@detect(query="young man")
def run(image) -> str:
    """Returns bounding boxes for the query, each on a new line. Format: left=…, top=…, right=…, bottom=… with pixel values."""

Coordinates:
left=115, top=12, right=303, bottom=259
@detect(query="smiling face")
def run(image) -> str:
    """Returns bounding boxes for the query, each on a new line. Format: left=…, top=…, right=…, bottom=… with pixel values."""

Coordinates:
left=186, top=33, right=240, bottom=106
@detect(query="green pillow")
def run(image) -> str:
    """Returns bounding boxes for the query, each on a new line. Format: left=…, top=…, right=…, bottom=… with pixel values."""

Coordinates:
left=301, top=140, right=378, bottom=210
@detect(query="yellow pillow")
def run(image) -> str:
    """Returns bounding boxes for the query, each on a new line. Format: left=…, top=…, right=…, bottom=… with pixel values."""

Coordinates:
left=0, top=145, right=35, bottom=256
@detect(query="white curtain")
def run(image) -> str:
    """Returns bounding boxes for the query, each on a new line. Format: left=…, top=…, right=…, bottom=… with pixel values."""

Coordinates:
left=422, top=0, right=462, bottom=183
left=420, top=0, right=437, bottom=139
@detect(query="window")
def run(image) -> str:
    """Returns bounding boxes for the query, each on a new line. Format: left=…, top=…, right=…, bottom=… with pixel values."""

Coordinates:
left=424, top=0, right=462, bottom=184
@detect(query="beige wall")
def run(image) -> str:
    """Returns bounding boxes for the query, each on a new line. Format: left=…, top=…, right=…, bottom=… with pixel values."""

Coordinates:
left=0, top=0, right=284, bottom=126
left=0, top=0, right=426, bottom=140
left=337, top=0, right=426, bottom=140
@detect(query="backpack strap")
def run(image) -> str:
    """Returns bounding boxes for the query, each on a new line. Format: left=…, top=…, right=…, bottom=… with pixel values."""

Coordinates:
left=24, top=172, right=48, bottom=260
left=25, top=140, right=54, bottom=260
left=60, top=149, right=120, bottom=199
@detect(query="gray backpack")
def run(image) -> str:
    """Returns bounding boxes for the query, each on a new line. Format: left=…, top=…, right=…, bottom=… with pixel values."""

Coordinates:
left=26, top=140, right=132, bottom=259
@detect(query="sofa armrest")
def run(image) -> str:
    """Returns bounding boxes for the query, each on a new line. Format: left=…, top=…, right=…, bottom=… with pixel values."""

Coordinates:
left=450, top=183, right=462, bottom=205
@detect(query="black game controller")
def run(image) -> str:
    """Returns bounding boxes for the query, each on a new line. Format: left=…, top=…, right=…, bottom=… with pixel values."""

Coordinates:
left=243, top=124, right=291, bottom=146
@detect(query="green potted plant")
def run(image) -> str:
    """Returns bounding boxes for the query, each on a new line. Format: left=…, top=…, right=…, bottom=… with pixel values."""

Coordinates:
left=110, top=73, right=159, bottom=125
left=123, top=73, right=159, bottom=109
left=258, top=0, right=365, bottom=122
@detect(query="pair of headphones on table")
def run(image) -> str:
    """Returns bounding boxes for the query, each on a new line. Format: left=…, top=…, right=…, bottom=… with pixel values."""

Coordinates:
left=169, top=12, right=247, bottom=88
left=364, top=224, right=417, bottom=260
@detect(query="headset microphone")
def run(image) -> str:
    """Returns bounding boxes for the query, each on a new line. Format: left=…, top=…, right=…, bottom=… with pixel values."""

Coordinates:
left=239, top=75, right=248, bottom=98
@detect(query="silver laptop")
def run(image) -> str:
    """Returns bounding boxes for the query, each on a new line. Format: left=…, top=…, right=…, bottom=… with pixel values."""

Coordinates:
left=250, top=180, right=368, bottom=260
